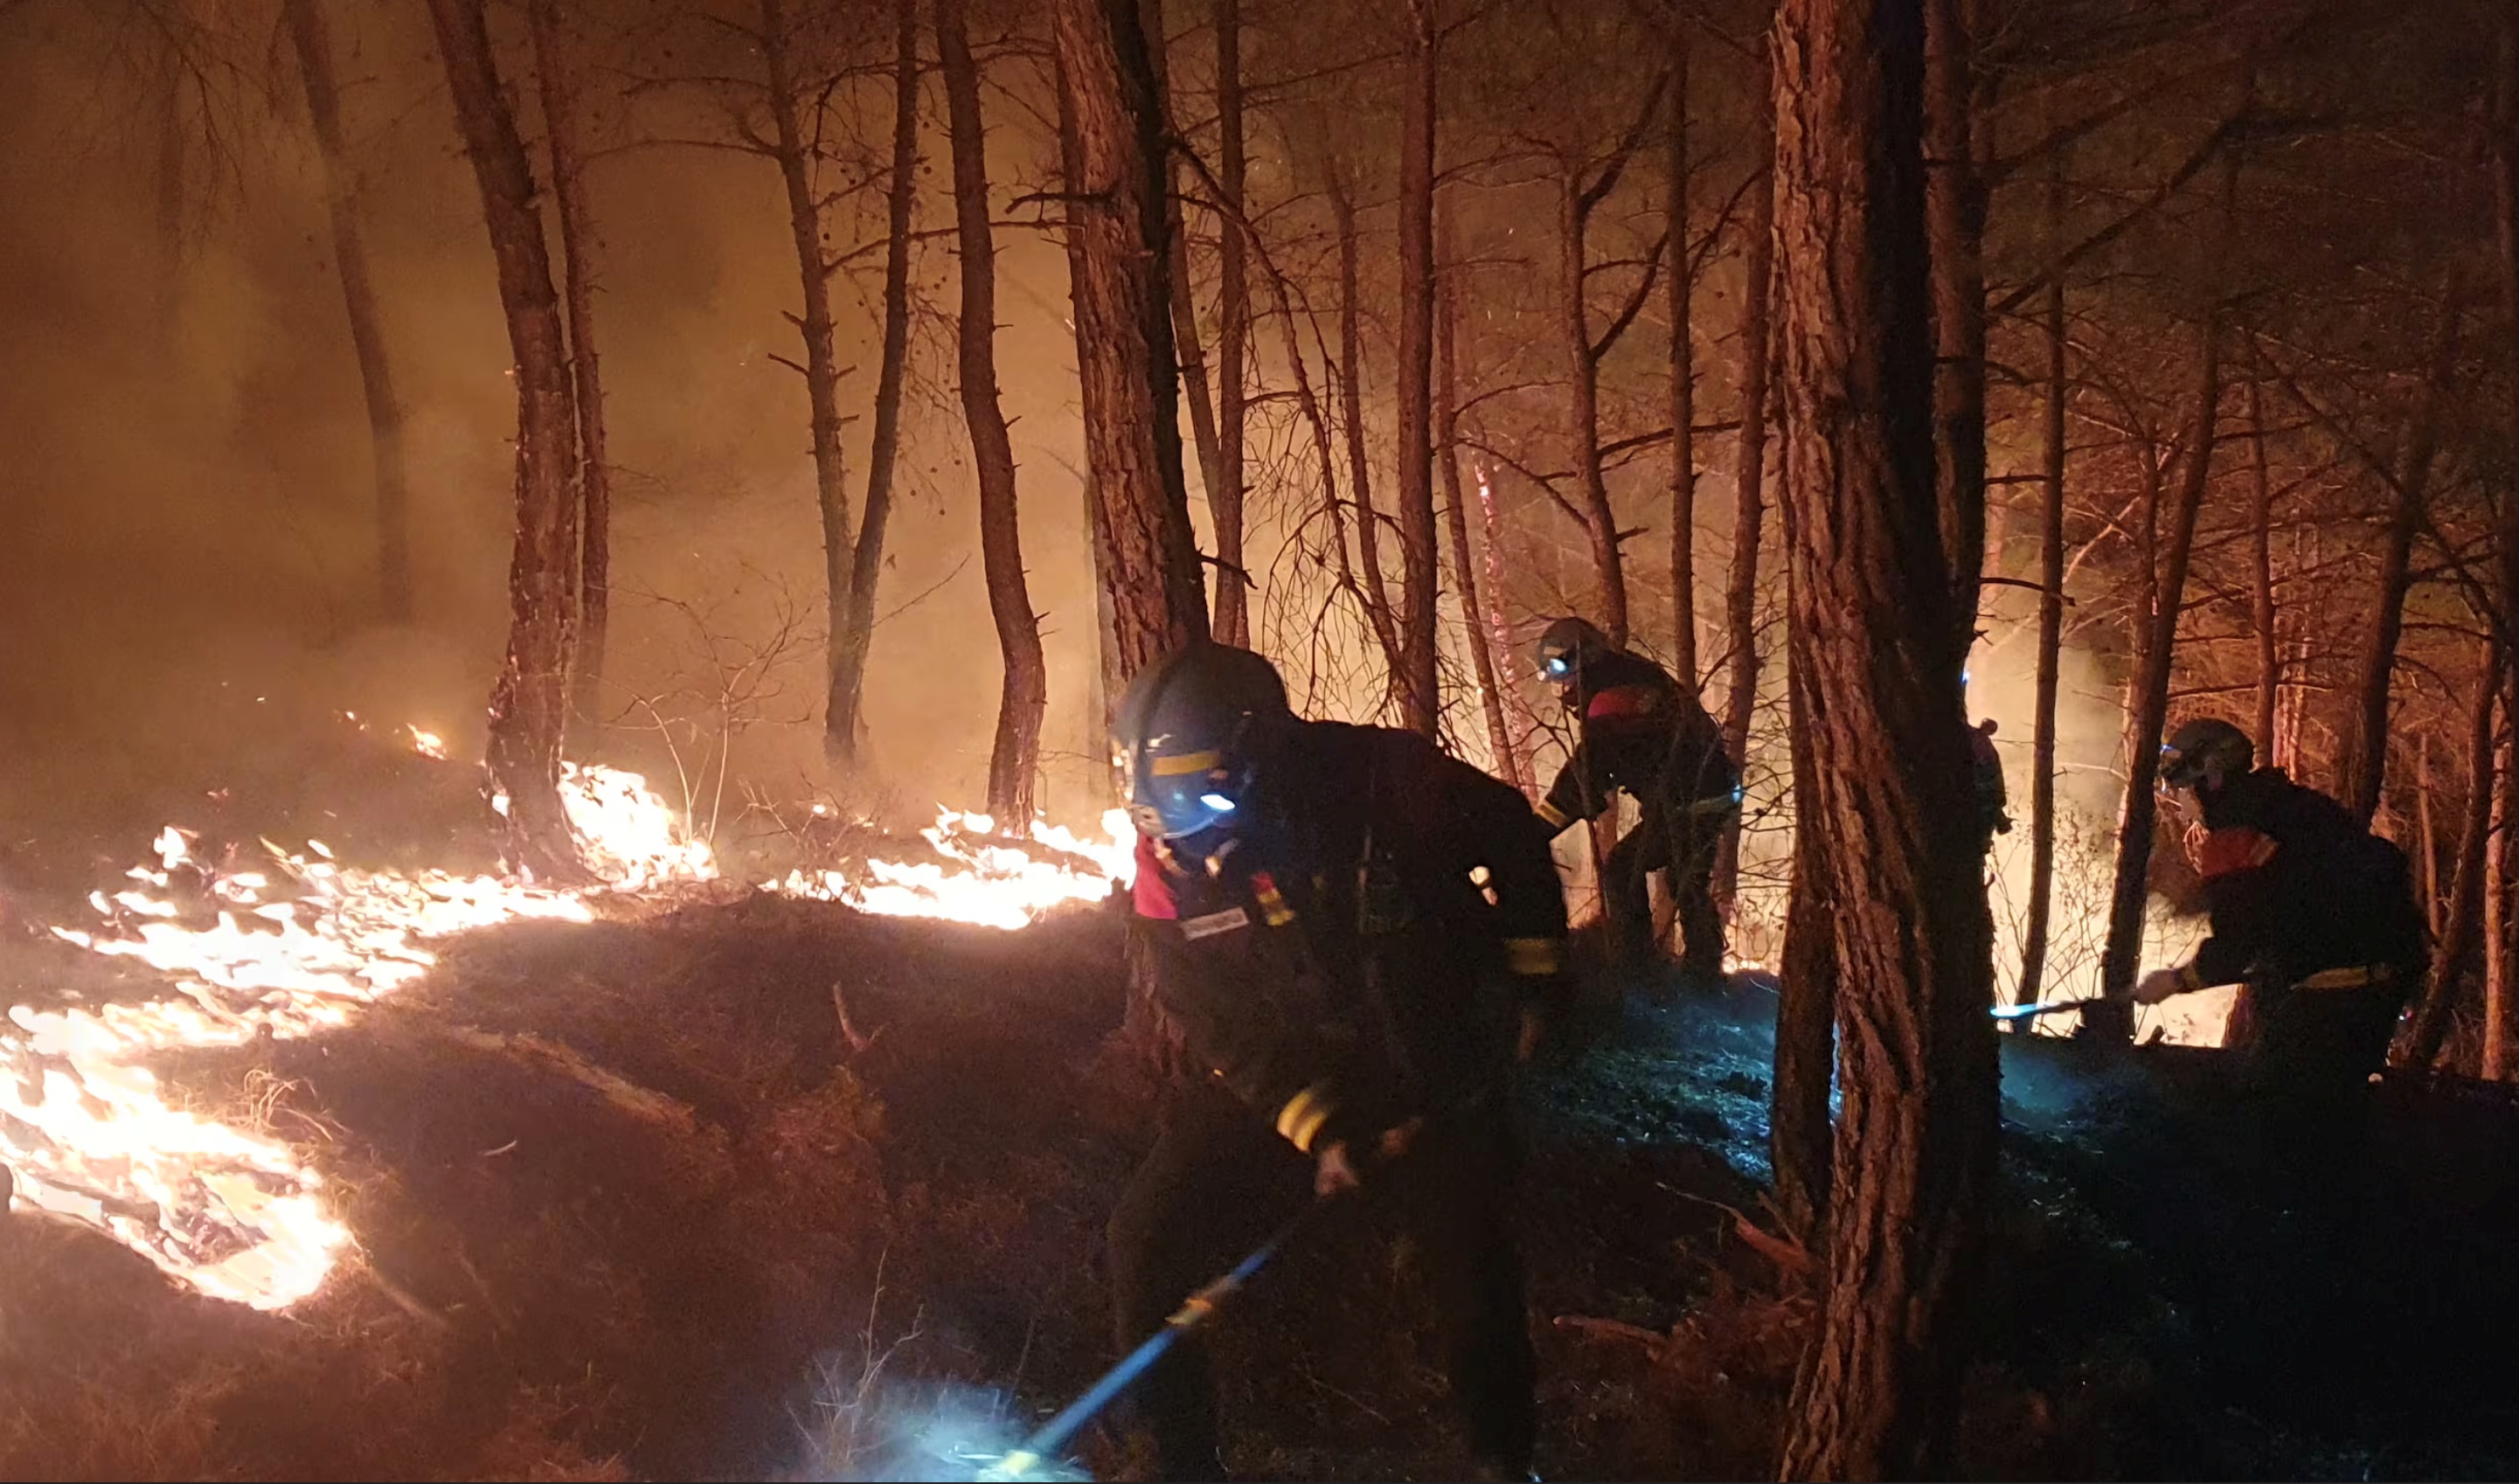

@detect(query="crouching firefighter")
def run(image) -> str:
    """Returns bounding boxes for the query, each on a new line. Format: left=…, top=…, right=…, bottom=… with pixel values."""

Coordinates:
left=1108, top=641, right=1562, bottom=1483
left=2112, top=718, right=2425, bottom=1097
left=1530, top=617, right=1739, bottom=984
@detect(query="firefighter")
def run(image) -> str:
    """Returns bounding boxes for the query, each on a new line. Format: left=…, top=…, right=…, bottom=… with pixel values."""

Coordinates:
left=1530, top=616, right=1738, bottom=985
left=1107, top=641, right=1561, bottom=1483
left=1970, top=718, right=2013, bottom=856
left=2113, top=718, right=2425, bottom=1094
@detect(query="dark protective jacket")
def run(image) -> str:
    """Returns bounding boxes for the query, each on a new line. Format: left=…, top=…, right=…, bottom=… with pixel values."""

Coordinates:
left=1970, top=725, right=2011, bottom=844
left=2178, top=766, right=2425, bottom=992
left=1536, top=650, right=1735, bottom=832
left=1129, top=721, right=1568, bottom=1156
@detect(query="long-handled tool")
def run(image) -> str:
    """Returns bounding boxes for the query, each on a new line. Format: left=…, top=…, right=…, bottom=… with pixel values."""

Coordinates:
left=1990, top=996, right=2107, bottom=1023
left=979, top=1203, right=1324, bottom=1482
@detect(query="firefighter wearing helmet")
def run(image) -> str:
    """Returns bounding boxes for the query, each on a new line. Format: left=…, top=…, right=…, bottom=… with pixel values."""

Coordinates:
left=1109, top=641, right=1560, bottom=1482
left=2113, top=717, right=2425, bottom=1092
left=1531, top=616, right=1739, bottom=985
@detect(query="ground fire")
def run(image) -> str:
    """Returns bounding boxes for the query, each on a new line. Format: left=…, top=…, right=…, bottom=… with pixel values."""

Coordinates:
left=8, top=0, right=2519, bottom=1479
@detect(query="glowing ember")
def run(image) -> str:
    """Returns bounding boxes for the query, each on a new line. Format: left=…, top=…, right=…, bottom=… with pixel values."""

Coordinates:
left=3, top=729, right=1130, bottom=1313
left=406, top=725, right=448, bottom=760
left=779, top=809, right=1135, bottom=932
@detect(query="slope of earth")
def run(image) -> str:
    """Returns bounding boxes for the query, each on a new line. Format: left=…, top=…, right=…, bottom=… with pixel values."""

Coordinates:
left=7, top=888, right=2519, bottom=1482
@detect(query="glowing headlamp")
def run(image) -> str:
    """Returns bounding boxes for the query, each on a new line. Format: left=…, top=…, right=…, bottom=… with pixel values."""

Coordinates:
left=1199, top=792, right=1238, bottom=814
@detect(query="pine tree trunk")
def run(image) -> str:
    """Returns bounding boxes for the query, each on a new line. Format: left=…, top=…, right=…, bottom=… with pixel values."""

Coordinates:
left=1925, top=0, right=1986, bottom=644
left=1769, top=0, right=1999, bottom=1471
left=1772, top=641, right=1835, bottom=1240
left=1054, top=0, right=1211, bottom=677
left=1142, top=0, right=1227, bottom=565
left=1211, top=0, right=1251, bottom=647
left=1329, top=171, right=1410, bottom=683
left=1712, top=161, right=1774, bottom=914
left=2338, top=294, right=2460, bottom=827
left=1391, top=0, right=1442, bottom=739
left=2418, top=734, right=2443, bottom=941
left=827, top=0, right=923, bottom=766
left=425, top=0, right=583, bottom=879
left=2402, top=637, right=2502, bottom=1069
left=1668, top=10, right=1697, bottom=684
left=2491, top=12, right=2519, bottom=1079
left=2488, top=676, right=2515, bottom=1079
left=939, top=0, right=1045, bottom=822
left=1559, top=170, right=1630, bottom=645
left=760, top=0, right=857, bottom=758
left=2096, top=316, right=2222, bottom=1008
left=283, top=0, right=416, bottom=626
left=527, top=0, right=609, bottom=732
left=2017, top=139, right=2068, bottom=1010
left=2248, top=375, right=2280, bottom=753
left=1441, top=196, right=1521, bottom=788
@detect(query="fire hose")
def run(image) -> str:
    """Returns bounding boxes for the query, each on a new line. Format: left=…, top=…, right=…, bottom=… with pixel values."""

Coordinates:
left=978, top=1202, right=1328, bottom=1482
left=1990, top=996, right=2106, bottom=1023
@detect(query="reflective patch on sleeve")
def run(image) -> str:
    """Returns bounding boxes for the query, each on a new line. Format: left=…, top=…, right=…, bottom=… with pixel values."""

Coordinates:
left=1248, top=871, right=1296, bottom=926
left=1535, top=801, right=1572, bottom=829
left=1504, top=937, right=1563, bottom=976
left=1180, top=906, right=1252, bottom=940
left=2193, top=825, right=2279, bottom=880
left=1274, top=1082, right=1337, bottom=1153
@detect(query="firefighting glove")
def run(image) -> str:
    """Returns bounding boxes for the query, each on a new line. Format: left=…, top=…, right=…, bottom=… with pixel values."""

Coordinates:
left=2131, top=967, right=2189, bottom=1005
left=1314, top=1116, right=1426, bottom=1198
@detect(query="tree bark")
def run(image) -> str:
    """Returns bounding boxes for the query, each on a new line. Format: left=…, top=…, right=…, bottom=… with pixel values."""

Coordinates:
left=1712, top=159, right=1774, bottom=914
left=425, top=0, right=582, bottom=879
left=527, top=0, right=610, bottom=732
left=2337, top=293, right=2460, bottom=828
left=283, top=0, right=416, bottom=626
left=1142, top=0, right=1228, bottom=583
left=1054, top=0, right=1211, bottom=676
left=2017, top=137, right=2068, bottom=1010
left=1772, top=640, right=1835, bottom=1241
left=2401, top=637, right=2502, bottom=1070
left=2488, top=671, right=2516, bottom=1079
left=826, top=0, right=924, bottom=765
left=1391, top=0, right=1442, bottom=739
left=1925, top=0, right=1986, bottom=643
left=1558, top=167, right=1630, bottom=645
left=2247, top=373, right=2280, bottom=753
left=1211, top=0, right=1251, bottom=647
left=938, top=0, right=1044, bottom=822
left=760, top=0, right=857, bottom=757
left=1441, top=196, right=1520, bottom=788
left=2097, top=317, right=2223, bottom=1008
left=1769, top=0, right=1998, bottom=1473
left=1327, top=170, right=1410, bottom=685
left=1668, top=8, right=1697, bottom=684
left=2490, top=11, right=2519, bottom=1078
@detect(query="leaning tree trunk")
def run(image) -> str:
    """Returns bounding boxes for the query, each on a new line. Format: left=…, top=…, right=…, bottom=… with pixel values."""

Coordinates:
left=2402, top=635, right=2502, bottom=1070
left=760, top=0, right=857, bottom=758
left=2248, top=374, right=2280, bottom=754
left=1668, top=8, right=1698, bottom=683
left=1769, top=0, right=1999, bottom=1474
left=1211, top=0, right=1251, bottom=647
left=2337, top=293, right=2460, bottom=827
left=940, top=0, right=1046, bottom=822
left=2096, top=316, right=2223, bottom=1007
left=425, top=0, right=582, bottom=879
left=1391, top=0, right=1442, bottom=739
left=1925, top=0, right=1986, bottom=646
left=1559, top=168, right=1631, bottom=645
left=1441, top=195, right=1522, bottom=788
left=1053, top=0, right=1210, bottom=676
left=528, top=0, right=611, bottom=731
left=826, top=0, right=922, bottom=764
left=1142, top=0, right=1227, bottom=565
left=1712, top=159, right=1774, bottom=914
left=1328, top=170, right=1409, bottom=684
left=2016, top=140, right=2068, bottom=1009
left=283, top=0, right=416, bottom=625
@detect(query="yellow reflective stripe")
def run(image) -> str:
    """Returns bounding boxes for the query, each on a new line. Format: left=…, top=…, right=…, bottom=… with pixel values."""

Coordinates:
left=1152, top=750, right=1222, bottom=776
left=1504, top=937, right=1563, bottom=976
left=1273, top=1083, right=1337, bottom=1153
left=2298, top=965, right=2391, bottom=990
left=1535, top=801, right=1571, bottom=829
left=1254, top=884, right=1294, bottom=926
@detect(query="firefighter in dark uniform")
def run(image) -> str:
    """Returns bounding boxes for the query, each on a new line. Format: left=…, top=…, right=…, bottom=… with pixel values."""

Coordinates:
left=1530, top=617, right=1738, bottom=983
left=1970, top=718, right=2012, bottom=856
left=1107, top=642, right=1562, bottom=1483
left=2114, top=718, right=2425, bottom=1094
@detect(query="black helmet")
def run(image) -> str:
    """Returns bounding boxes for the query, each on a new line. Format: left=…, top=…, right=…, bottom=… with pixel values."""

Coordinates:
left=1113, top=643, right=1294, bottom=840
left=2160, top=718, right=2253, bottom=792
left=1537, top=616, right=1614, bottom=685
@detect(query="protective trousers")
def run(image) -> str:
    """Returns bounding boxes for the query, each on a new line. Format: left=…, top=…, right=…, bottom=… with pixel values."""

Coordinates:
left=1103, top=1081, right=1537, bottom=1481
left=1600, top=793, right=1724, bottom=981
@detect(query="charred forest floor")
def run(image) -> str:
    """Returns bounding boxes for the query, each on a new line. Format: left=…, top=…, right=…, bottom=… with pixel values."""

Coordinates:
left=4, top=719, right=2519, bottom=1481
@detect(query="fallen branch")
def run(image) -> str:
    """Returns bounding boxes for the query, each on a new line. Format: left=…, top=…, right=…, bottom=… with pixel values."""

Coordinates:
left=434, top=1025, right=699, bottom=1134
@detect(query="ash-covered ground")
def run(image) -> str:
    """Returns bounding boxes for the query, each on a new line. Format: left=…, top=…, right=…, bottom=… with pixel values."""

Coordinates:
left=4, top=718, right=2518, bottom=1481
